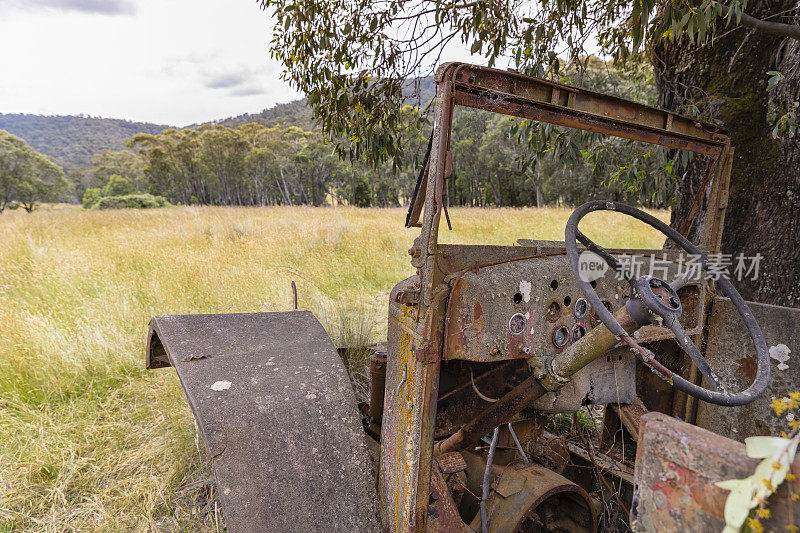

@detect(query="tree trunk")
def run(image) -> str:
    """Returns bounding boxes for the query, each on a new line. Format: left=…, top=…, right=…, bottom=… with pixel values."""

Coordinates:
left=654, top=2, right=800, bottom=308
left=535, top=166, right=544, bottom=208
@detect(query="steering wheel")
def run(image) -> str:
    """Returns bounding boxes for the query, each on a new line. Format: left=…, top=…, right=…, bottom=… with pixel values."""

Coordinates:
left=565, top=200, right=770, bottom=406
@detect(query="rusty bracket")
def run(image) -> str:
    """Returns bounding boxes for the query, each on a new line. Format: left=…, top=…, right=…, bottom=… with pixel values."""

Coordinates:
left=415, top=285, right=450, bottom=364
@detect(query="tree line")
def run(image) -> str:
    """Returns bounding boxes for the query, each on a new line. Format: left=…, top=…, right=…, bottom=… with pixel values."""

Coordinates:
left=1, top=58, right=682, bottom=212
left=68, top=59, right=677, bottom=210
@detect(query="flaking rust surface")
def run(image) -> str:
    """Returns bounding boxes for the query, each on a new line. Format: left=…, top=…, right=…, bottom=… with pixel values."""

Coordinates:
left=148, top=311, right=379, bottom=532
left=632, top=412, right=800, bottom=532
left=380, top=281, right=421, bottom=531
left=696, top=297, right=800, bottom=440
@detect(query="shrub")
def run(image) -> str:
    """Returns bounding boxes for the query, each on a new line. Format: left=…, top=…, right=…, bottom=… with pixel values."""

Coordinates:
left=92, top=193, right=172, bottom=210
left=353, top=175, right=372, bottom=207
left=82, top=188, right=103, bottom=209
left=104, top=175, right=135, bottom=196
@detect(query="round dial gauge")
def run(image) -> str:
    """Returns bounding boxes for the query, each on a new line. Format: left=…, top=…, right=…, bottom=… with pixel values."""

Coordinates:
left=574, top=297, right=588, bottom=319
left=552, top=325, right=569, bottom=348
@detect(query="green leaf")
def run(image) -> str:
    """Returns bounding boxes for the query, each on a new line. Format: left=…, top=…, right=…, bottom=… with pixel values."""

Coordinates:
left=745, top=436, right=792, bottom=459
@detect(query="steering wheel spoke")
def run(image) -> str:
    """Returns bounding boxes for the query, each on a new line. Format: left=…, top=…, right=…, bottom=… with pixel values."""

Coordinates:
left=668, top=320, right=725, bottom=392
left=575, top=228, right=636, bottom=285
left=668, top=271, right=694, bottom=292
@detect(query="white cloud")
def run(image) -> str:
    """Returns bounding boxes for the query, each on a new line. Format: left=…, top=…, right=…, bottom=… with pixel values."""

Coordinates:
left=0, top=0, right=136, bottom=16
left=0, top=0, right=301, bottom=125
left=0, top=0, right=493, bottom=126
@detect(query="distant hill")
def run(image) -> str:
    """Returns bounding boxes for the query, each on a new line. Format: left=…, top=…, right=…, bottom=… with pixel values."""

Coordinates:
left=209, top=76, right=436, bottom=130
left=0, top=114, right=169, bottom=175
left=0, top=76, right=437, bottom=175
left=211, top=99, right=316, bottom=130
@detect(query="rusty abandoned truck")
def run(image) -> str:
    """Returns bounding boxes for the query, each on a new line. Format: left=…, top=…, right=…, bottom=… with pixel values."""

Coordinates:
left=145, top=63, right=800, bottom=532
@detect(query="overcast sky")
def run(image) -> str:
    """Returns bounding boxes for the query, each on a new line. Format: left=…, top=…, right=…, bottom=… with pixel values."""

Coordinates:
left=0, top=0, right=305, bottom=126
left=0, top=1, right=492, bottom=127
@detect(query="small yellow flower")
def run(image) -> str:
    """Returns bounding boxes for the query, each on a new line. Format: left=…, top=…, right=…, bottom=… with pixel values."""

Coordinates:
left=788, top=474, right=798, bottom=481
left=792, top=493, right=799, bottom=502
left=756, top=508, right=771, bottom=519
left=772, top=398, right=789, bottom=416
left=747, top=517, right=765, bottom=533
left=762, top=478, right=776, bottom=491
left=789, top=391, right=800, bottom=401
left=787, top=526, right=799, bottom=533
left=790, top=419, right=800, bottom=430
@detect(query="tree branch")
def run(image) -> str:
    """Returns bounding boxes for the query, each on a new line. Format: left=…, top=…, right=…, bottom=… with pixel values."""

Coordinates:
left=719, top=4, right=800, bottom=42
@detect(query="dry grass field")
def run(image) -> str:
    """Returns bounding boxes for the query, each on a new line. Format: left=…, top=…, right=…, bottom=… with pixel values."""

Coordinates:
left=0, top=204, right=669, bottom=531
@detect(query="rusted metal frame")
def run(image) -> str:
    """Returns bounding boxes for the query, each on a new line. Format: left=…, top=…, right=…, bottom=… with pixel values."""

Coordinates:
left=454, top=88, right=725, bottom=156
left=409, top=67, right=456, bottom=235
left=394, top=66, right=458, bottom=531
left=433, top=374, right=548, bottom=456
left=677, top=145, right=732, bottom=420
left=410, top=285, right=449, bottom=529
left=447, top=63, right=727, bottom=146
left=704, top=145, right=734, bottom=254
left=413, top=62, right=738, bottom=528
left=411, top=61, right=728, bottom=228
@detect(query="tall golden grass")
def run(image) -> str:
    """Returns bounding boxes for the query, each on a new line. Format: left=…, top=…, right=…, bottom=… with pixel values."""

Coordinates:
left=0, top=204, right=669, bottom=531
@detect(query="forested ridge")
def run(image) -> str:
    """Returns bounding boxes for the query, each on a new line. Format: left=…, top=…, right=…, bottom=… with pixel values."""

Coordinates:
left=0, top=95, right=327, bottom=176
left=70, top=59, right=684, bottom=209
left=4, top=60, right=680, bottom=210
left=0, top=114, right=168, bottom=175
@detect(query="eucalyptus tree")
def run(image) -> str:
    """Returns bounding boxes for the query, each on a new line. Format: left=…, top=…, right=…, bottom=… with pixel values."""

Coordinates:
left=198, top=125, right=249, bottom=205
left=129, top=128, right=209, bottom=205
left=70, top=149, right=145, bottom=201
left=261, top=0, right=800, bottom=306
left=13, top=151, right=70, bottom=212
left=0, top=129, right=69, bottom=213
left=0, top=130, right=27, bottom=213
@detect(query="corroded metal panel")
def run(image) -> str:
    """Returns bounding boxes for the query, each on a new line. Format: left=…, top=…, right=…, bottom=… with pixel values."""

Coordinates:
left=533, top=346, right=636, bottom=412
left=380, top=289, right=420, bottom=531
left=443, top=253, right=696, bottom=364
left=381, top=276, right=447, bottom=532
left=146, top=311, right=379, bottom=532
left=632, top=412, right=800, bottom=532
left=695, top=297, right=800, bottom=440
left=442, top=253, right=699, bottom=412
